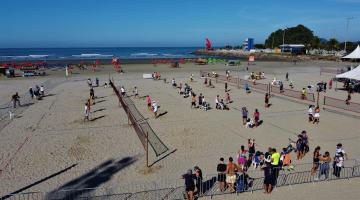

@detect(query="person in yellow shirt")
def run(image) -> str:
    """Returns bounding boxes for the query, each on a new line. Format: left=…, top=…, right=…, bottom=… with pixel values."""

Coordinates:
left=270, top=148, right=281, bottom=186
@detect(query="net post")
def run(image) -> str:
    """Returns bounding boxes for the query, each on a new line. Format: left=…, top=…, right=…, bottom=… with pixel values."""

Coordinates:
left=146, top=131, right=149, bottom=168
left=127, top=109, right=131, bottom=125
left=316, top=91, right=320, bottom=107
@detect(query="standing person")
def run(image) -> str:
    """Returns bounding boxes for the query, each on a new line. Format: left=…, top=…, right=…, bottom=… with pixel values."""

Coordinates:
left=301, top=88, right=307, bottom=100
left=279, top=81, right=284, bottom=93
left=301, top=131, right=309, bottom=155
left=318, top=151, right=331, bottom=180
left=182, top=169, right=196, bottom=200
left=237, top=146, right=248, bottom=170
left=296, top=135, right=304, bottom=160
left=191, top=94, right=196, bottom=108
left=308, top=105, right=314, bottom=122
left=152, top=101, right=158, bottom=118
left=253, top=109, right=260, bottom=127
left=29, top=87, right=34, bottom=99
left=334, top=143, right=348, bottom=160
left=262, top=163, right=274, bottom=194
left=90, top=87, right=95, bottom=100
left=242, top=107, right=248, bottom=125
left=285, top=72, right=289, bottom=81
left=345, top=92, right=351, bottom=105
left=313, top=106, right=320, bottom=124
left=194, top=166, right=203, bottom=196
left=329, top=79, right=333, bottom=90
left=146, top=95, right=152, bottom=110
left=270, top=148, right=280, bottom=186
left=87, top=98, right=92, bottom=112
left=248, top=139, right=256, bottom=160
left=40, top=85, right=45, bottom=97
left=215, top=95, right=220, bottom=109
left=225, top=82, right=228, bottom=92
left=265, top=93, right=270, bottom=108
left=198, top=93, right=203, bottom=107
left=334, top=152, right=344, bottom=178
left=225, top=92, right=231, bottom=104
left=311, top=146, right=321, bottom=177
left=226, top=157, right=239, bottom=192
left=133, top=86, right=139, bottom=98
left=217, top=158, right=227, bottom=192
left=87, top=78, right=92, bottom=87
left=95, top=77, right=99, bottom=87
left=84, top=103, right=90, bottom=122
left=11, top=93, right=21, bottom=108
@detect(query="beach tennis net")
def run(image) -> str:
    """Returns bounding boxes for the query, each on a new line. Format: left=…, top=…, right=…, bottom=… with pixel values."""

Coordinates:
left=324, top=96, right=360, bottom=113
left=271, top=86, right=315, bottom=102
left=109, top=81, right=169, bottom=157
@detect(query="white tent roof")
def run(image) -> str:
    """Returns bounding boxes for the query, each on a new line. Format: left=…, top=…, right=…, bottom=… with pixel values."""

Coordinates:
left=336, top=65, right=360, bottom=80
left=343, top=45, right=360, bottom=59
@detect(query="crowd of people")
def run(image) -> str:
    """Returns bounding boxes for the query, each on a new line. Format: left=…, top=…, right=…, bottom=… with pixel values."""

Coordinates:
left=183, top=137, right=349, bottom=198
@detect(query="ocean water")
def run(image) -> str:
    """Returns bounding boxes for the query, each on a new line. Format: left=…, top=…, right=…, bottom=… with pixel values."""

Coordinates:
left=0, top=47, right=200, bottom=61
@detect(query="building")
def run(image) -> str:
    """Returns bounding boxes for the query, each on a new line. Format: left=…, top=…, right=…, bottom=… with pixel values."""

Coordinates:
left=243, top=38, right=254, bottom=51
left=279, top=44, right=305, bottom=54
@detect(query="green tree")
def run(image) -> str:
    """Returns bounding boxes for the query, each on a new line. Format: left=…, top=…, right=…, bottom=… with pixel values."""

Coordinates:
left=311, top=36, right=321, bottom=49
left=327, top=38, right=339, bottom=51
left=265, top=24, right=315, bottom=49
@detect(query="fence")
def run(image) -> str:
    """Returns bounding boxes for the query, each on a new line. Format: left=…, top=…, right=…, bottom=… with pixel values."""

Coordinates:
left=271, top=86, right=316, bottom=102
left=109, top=81, right=169, bottom=158
left=4, top=161, right=360, bottom=200
left=200, top=71, right=315, bottom=102
left=320, top=67, right=344, bottom=75
left=324, top=96, right=360, bottom=113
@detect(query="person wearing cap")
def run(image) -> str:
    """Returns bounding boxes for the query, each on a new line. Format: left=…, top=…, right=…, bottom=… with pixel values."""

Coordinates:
left=182, top=169, right=196, bottom=200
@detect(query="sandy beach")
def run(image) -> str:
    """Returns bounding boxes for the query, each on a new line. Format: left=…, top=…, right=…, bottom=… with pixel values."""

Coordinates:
left=1, top=60, right=360, bottom=199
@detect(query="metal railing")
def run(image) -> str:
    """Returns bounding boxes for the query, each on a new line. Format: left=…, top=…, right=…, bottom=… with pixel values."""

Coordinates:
left=4, top=161, right=360, bottom=200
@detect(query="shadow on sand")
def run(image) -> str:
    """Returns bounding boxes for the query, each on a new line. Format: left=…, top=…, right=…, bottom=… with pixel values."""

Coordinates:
left=45, top=156, right=137, bottom=200
left=0, top=164, right=78, bottom=200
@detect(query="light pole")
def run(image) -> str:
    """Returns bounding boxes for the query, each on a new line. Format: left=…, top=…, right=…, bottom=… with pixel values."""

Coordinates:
left=344, top=17, right=354, bottom=52
left=282, top=27, right=287, bottom=52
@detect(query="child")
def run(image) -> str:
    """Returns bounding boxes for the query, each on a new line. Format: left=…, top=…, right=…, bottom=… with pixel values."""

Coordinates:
left=313, top=107, right=320, bottom=124
left=281, top=148, right=294, bottom=171
left=225, top=92, right=231, bottom=104
left=252, top=151, right=261, bottom=169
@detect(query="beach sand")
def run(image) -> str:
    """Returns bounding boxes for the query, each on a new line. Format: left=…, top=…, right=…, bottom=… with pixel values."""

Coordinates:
left=0, top=60, right=360, bottom=199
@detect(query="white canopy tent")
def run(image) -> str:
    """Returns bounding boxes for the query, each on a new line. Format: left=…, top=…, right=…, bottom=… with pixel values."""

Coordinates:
left=336, top=65, right=360, bottom=81
left=342, top=45, right=360, bottom=59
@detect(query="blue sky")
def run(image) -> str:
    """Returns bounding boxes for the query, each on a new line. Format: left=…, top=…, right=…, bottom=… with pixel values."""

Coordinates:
left=1, top=0, right=359, bottom=48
